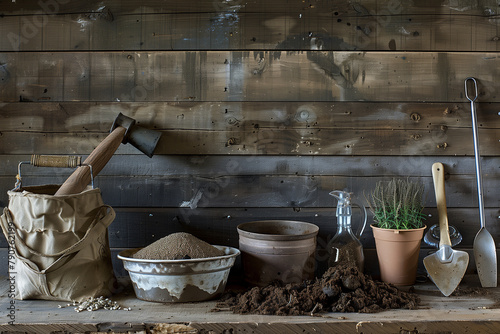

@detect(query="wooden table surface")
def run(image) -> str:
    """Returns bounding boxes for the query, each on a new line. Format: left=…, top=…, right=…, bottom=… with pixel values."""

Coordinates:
left=1, top=275, right=500, bottom=334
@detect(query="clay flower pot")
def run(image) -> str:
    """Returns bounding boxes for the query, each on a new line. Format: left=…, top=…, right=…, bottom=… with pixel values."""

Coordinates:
left=371, top=224, right=426, bottom=286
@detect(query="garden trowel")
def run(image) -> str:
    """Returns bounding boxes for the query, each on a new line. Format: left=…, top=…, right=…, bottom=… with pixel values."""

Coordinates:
left=423, top=163, right=469, bottom=297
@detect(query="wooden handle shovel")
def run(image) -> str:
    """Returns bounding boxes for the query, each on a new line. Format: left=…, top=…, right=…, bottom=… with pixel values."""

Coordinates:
left=423, top=162, right=469, bottom=296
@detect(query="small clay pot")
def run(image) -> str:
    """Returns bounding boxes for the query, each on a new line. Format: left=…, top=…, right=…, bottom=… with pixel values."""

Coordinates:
left=237, top=220, right=319, bottom=286
left=371, top=224, right=426, bottom=286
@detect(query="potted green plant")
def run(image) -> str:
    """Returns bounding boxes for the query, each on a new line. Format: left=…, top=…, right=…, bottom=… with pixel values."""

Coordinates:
left=366, top=178, right=427, bottom=286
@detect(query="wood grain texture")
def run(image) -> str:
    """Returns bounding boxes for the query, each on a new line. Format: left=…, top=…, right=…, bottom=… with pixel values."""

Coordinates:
left=2, top=52, right=500, bottom=103
left=3, top=154, right=499, bottom=178
left=1, top=0, right=497, bottom=15
left=4, top=101, right=492, bottom=132
left=1, top=101, right=499, bottom=156
left=4, top=127, right=499, bottom=156
left=0, top=0, right=475, bottom=14
left=3, top=169, right=500, bottom=209
left=2, top=154, right=500, bottom=208
left=1, top=0, right=500, bottom=52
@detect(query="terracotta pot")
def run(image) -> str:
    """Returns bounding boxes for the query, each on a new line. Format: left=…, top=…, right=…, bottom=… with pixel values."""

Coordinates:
left=237, top=220, right=319, bottom=286
left=371, top=224, right=426, bottom=286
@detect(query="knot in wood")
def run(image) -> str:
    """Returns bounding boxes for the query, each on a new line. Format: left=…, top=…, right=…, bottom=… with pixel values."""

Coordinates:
left=226, top=117, right=240, bottom=125
left=226, top=137, right=237, bottom=146
left=410, top=134, right=422, bottom=140
left=303, top=140, right=313, bottom=146
left=437, top=142, right=449, bottom=149
left=410, top=113, right=421, bottom=122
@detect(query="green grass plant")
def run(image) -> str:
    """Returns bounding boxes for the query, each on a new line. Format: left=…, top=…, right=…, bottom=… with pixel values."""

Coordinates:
left=367, top=178, right=426, bottom=230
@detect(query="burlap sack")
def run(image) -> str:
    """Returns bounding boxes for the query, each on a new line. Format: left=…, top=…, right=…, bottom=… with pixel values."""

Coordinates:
left=0, top=185, right=117, bottom=302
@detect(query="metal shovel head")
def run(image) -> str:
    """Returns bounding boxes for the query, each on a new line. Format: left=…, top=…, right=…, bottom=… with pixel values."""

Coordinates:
left=423, top=245, right=469, bottom=297
left=474, top=227, right=497, bottom=288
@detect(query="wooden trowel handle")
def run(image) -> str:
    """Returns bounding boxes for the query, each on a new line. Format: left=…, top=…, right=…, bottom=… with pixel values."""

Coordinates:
left=432, top=162, right=452, bottom=247
left=54, top=126, right=127, bottom=196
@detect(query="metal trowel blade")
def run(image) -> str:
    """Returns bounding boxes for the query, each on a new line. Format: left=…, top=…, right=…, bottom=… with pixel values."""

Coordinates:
left=423, top=247, right=469, bottom=297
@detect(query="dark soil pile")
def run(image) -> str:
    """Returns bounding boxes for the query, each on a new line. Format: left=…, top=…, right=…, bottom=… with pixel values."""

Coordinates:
left=217, top=264, right=419, bottom=315
left=133, top=232, right=224, bottom=260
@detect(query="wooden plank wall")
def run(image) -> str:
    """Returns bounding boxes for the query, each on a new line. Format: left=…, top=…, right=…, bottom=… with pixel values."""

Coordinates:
left=1, top=0, right=500, bottom=277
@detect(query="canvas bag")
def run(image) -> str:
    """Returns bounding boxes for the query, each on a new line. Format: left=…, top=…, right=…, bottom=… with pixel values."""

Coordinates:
left=0, top=184, right=117, bottom=302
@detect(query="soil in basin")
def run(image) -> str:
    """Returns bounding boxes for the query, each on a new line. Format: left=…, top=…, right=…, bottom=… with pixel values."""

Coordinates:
left=133, top=232, right=224, bottom=260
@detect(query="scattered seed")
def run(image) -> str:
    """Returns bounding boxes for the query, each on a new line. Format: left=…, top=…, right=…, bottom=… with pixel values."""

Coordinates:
left=71, top=296, right=130, bottom=312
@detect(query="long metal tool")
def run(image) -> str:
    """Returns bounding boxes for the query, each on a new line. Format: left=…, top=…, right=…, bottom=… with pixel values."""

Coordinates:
left=465, top=77, right=497, bottom=287
left=423, top=163, right=469, bottom=296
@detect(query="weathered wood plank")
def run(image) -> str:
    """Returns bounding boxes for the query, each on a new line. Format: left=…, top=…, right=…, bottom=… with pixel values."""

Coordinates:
left=1, top=155, right=499, bottom=209
left=3, top=101, right=499, bottom=156
left=2, top=52, right=500, bottom=102
left=1, top=127, right=498, bottom=156
left=2, top=11, right=500, bottom=52
left=4, top=154, right=498, bottom=177
left=1, top=171, right=499, bottom=209
left=2, top=0, right=498, bottom=15
left=1, top=101, right=498, bottom=131
left=2, top=0, right=500, bottom=52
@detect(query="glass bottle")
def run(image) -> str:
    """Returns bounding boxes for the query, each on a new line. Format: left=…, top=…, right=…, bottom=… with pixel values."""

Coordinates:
left=327, top=190, right=367, bottom=272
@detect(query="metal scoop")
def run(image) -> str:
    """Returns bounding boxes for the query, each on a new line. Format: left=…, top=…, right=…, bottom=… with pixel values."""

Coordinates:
left=465, top=77, right=497, bottom=287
